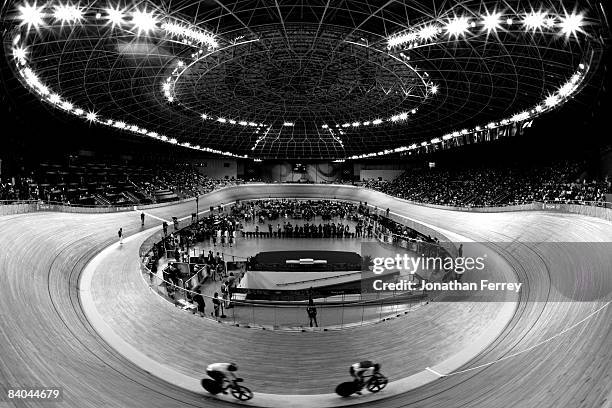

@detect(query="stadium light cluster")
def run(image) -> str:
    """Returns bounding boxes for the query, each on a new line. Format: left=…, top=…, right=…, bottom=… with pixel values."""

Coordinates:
left=387, top=9, right=586, bottom=49
left=15, top=1, right=219, bottom=48
left=53, top=3, right=83, bottom=24
left=12, top=38, right=246, bottom=159
left=347, top=64, right=588, bottom=160
left=321, top=107, right=421, bottom=130
left=162, top=21, right=218, bottom=48
left=8, top=1, right=599, bottom=160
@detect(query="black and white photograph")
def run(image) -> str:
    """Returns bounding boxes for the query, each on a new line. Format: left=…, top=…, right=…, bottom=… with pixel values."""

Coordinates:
left=0, top=1, right=611, bottom=407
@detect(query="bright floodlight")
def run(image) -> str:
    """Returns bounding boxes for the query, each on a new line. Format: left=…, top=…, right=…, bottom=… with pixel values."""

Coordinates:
left=559, top=12, right=584, bottom=37
left=418, top=24, right=438, bottom=40
left=86, top=111, right=97, bottom=121
left=53, top=3, right=83, bottom=24
left=105, top=6, right=125, bottom=27
left=523, top=11, right=547, bottom=31
left=545, top=94, right=559, bottom=107
left=445, top=17, right=470, bottom=38
left=131, top=9, right=158, bottom=34
left=429, top=84, right=439, bottom=94
left=558, top=82, right=574, bottom=96
left=13, top=46, right=27, bottom=63
left=481, top=11, right=503, bottom=33
left=17, top=2, right=46, bottom=30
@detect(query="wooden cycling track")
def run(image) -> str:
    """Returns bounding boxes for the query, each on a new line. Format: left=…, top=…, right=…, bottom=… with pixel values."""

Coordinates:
left=0, top=184, right=610, bottom=408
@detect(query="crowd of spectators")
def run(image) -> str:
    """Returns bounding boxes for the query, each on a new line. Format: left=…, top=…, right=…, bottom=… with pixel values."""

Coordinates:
left=231, top=199, right=373, bottom=239
left=364, top=161, right=611, bottom=207
left=4, top=158, right=611, bottom=208
left=0, top=161, right=250, bottom=206
left=0, top=177, right=37, bottom=201
left=133, top=165, right=244, bottom=200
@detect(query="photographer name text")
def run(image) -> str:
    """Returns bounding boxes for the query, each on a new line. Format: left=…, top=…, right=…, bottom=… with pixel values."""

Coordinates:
left=373, top=279, right=522, bottom=292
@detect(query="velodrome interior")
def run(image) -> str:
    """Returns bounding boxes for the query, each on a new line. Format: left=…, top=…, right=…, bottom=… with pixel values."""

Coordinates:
left=1, top=184, right=611, bottom=407
left=1, top=0, right=611, bottom=407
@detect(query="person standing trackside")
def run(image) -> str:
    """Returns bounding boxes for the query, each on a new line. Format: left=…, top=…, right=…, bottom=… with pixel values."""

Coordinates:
left=212, top=292, right=221, bottom=318
left=118, top=227, right=123, bottom=244
left=193, top=289, right=205, bottom=317
left=141, top=212, right=145, bottom=227
left=306, top=298, right=318, bottom=327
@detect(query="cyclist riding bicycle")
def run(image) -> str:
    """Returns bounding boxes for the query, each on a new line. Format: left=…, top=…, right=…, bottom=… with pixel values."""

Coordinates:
left=350, top=361, right=380, bottom=390
left=206, top=363, right=238, bottom=393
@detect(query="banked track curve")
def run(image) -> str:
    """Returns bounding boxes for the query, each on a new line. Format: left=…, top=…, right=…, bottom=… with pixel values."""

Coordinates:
left=0, top=184, right=611, bottom=408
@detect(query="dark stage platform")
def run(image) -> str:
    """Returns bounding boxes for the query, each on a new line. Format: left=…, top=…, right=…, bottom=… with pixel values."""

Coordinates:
left=250, top=250, right=362, bottom=272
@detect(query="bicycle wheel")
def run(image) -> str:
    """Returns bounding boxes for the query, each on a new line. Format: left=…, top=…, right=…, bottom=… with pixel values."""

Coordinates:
left=201, top=379, right=222, bottom=395
left=366, top=373, right=388, bottom=393
left=335, top=382, right=359, bottom=397
left=231, top=385, right=253, bottom=401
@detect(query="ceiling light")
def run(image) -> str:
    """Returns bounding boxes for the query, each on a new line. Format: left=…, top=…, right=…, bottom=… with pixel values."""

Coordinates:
left=13, top=46, right=27, bottom=64
left=482, top=11, right=503, bottom=33
left=523, top=11, right=547, bottom=31
left=559, top=12, right=584, bottom=38
left=418, top=25, right=439, bottom=40
left=105, top=6, right=125, bottom=27
left=445, top=17, right=470, bottom=38
left=131, top=8, right=158, bottom=34
left=17, top=2, right=46, bottom=30
left=53, top=3, right=83, bottom=24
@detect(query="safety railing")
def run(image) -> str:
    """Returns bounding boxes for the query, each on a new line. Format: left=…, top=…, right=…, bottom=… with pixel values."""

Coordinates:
left=139, top=260, right=428, bottom=331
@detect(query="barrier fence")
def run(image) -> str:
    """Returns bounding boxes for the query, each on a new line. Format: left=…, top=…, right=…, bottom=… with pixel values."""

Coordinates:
left=2, top=191, right=611, bottom=222
left=139, top=260, right=428, bottom=331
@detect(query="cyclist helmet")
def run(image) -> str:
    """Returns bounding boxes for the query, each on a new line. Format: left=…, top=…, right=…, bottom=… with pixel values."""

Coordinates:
left=228, top=363, right=238, bottom=371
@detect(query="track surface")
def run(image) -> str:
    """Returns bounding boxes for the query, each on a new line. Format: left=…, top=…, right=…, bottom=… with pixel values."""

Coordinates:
left=0, top=184, right=611, bottom=408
